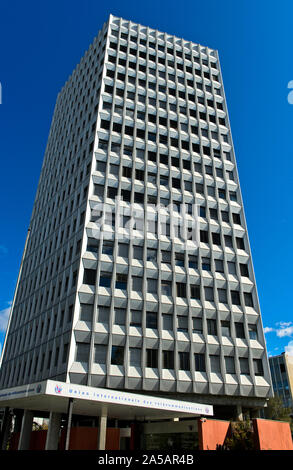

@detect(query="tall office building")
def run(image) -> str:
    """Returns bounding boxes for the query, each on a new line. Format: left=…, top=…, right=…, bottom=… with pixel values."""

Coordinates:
left=0, top=14, right=272, bottom=428
left=269, top=353, right=293, bottom=410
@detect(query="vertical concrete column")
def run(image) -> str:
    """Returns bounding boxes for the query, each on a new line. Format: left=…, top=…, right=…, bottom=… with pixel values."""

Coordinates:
left=45, top=412, right=62, bottom=450
left=13, top=409, right=24, bottom=433
left=18, top=410, right=34, bottom=450
left=235, top=404, right=243, bottom=421
left=65, top=398, right=74, bottom=450
left=97, top=407, right=107, bottom=450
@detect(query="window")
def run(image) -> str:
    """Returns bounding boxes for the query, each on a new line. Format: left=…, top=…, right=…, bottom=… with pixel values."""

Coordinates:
left=99, top=272, right=112, bottom=288
left=202, top=257, right=211, bottom=270
left=205, top=287, right=214, bottom=302
left=240, top=264, right=249, bottom=277
left=163, top=350, right=174, bottom=369
left=118, top=243, right=129, bottom=258
left=177, top=316, right=188, bottom=332
left=193, top=318, right=203, bottom=334
left=83, top=269, right=96, bottom=285
left=248, top=324, right=258, bottom=340
left=231, top=290, right=241, bottom=305
left=210, top=208, right=218, bottom=220
left=132, top=276, right=143, bottom=292
left=253, top=359, right=264, bottom=376
left=189, top=256, right=197, bottom=269
left=235, top=322, right=245, bottom=338
left=200, top=230, right=209, bottom=243
left=146, top=349, right=158, bottom=368
left=130, top=309, right=141, bottom=327
left=218, top=288, right=227, bottom=304
left=207, top=319, right=217, bottom=336
left=129, top=348, right=141, bottom=367
left=175, top=253, right=185, bottom=267
left=179, top=352, right=190, bottom=370
left=94, top=345, right=107, bottom=364
left=75, top=343, right=90, bottom=363
left=194, top=353, right=205, bottom=372
left=146, top=312, right=157, bottom=329
left=162, top=314, right=173, bottom=331
left=215, top=259, right=224, bottom=273
left=79, top=304, right=93, bottom=322
left=102, top=241, right=114, bottom=256
left=239, top=358, right=250, bottom=375
left=147, top=248, right=157, bottom=262
left=114, top=308, right=126, bottom=326
left=162, top=251, right=171, bottom=265
left=190, top=285, right=200, bottom=300
left=236, top=237, right=245, bottom=250
left=232, top=213, right=241, bottom=225
left=210, top=355, right=221, bottom=373
left=111, top=346, right=124, bottom=365
left=97, top=306, right=109, bottom=323
left=221, top=321, right=230, bottom=337
left=225, top=356, right=235, bottom=374
left=176, top=282, right=186, bottom=298
left=212, top=232, right=221, bottom=246
left=147, top=279, right=157, bottom=294
left=228, top=262, right=236, bottom=275
left=244, top=292, right=254, bottom=307
left=116, top=274, right=127, bottom=290
left=221, top=211, right=229, bottom=223
left=133, top=245, right=143, bottom=260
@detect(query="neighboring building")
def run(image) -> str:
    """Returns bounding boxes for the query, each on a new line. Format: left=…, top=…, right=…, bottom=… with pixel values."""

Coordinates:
left=269, top=352, right=293, bottom=410
left=0, top=14, right=272, bottom=450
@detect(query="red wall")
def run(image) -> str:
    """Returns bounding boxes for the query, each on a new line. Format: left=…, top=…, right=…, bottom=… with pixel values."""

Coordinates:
left=60, top=427, right=120, bottom=450
left=198, top=419, right=231, bottom=450
left=253, top=418, right=293, bottom=450
left=10, top=427, right=120, bottom=450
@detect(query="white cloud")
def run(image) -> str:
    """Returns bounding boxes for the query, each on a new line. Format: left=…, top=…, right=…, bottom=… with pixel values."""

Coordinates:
left=276, top=325, right=293, bottom=338
left=0, top=302, right=12, bottom=332
left=264, top=327, right=274, bottom=334
left=285, top=341, right=293, bottom=356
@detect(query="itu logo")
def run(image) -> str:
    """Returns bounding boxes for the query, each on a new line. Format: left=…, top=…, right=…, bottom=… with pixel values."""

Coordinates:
left=205, top=407, right=210, bottom=415
left=55, top=385, right=62, bottom=394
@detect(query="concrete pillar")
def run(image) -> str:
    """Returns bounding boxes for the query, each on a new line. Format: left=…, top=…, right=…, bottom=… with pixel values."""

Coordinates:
left=65, top=398, right=74, bottom=450
left=0, top=407, right=12, bottom=450
left=235, top=404, right=243, bottom=421
left=13, top=409, right=24, bottom=433
left=45, top=412, right=62, bottom=450
left=18, top=410, right=34, bottom=450
left=97, top=407, right=107, bottom=450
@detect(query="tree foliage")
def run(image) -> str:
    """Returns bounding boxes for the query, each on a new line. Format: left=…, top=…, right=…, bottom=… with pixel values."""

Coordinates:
left=224, top=420, right=255, bottom=451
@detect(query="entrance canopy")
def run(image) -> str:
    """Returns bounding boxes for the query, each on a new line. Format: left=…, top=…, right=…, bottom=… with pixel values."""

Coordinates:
left=0, top=380, right=213, bottom=420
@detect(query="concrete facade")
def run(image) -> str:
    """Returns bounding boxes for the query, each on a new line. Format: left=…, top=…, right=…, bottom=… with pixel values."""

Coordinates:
left=0, top=14, right=273, bottom=446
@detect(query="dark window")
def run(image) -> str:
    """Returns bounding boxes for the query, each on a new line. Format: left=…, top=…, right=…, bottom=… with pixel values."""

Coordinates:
left=146, top=349, right=158, bottom=368
left=179, top=352, right=190, bottom=370
left=163, top=350, right=174, bottom=369
left=111, top=346, right=124, bottom=365
left=146, top=312, right=157, bottom=329
left=83, top=269, right=96, bottom=285
left=194, top=353, right=205, bottom=372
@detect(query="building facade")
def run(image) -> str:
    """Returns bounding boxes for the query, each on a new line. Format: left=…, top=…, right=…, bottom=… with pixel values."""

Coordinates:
left=0, top=14, right=272, bottom=431
left=269, top=352, right=293, bottom=410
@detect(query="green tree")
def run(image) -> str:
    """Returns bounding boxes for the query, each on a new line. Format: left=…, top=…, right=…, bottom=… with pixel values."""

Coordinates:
left=224, top=420, right=255, bottom=451
left=265, top=396, right=293, bottom=433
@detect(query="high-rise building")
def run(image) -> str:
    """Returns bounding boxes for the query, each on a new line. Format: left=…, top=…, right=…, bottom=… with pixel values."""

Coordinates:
left=269, top=352, right=293, bottom=410
left=0, top=14, right=273, bottom=450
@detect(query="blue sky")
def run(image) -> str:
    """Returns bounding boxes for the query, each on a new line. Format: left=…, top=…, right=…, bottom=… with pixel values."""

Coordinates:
left=0, top=0, right=292, bottom=358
